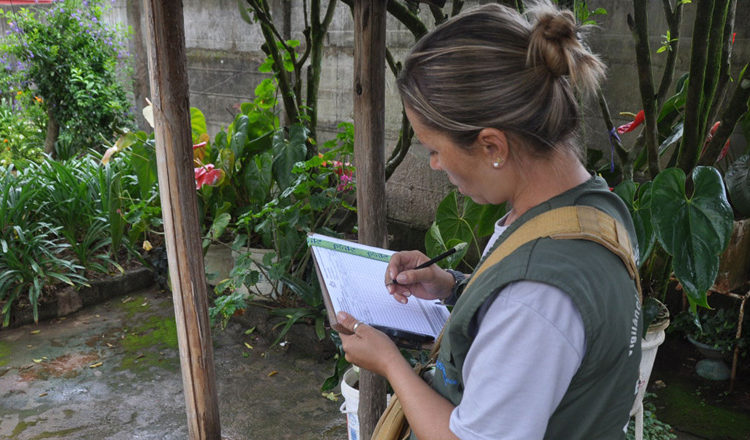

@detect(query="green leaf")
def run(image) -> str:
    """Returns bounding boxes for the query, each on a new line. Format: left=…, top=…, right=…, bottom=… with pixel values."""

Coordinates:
left=658, top=122, right=684, bottom=155
left=237, top=0, right=253, bottom=24
left=434, top=191, right=474, bottom=245
left=229, top=114, right=250, bottom=159
left=243, top=152, right=273, bottom=204
left=209, top=212, right=232, bottom=241
left=272, top=125, right=308, bottom=190
left=190, top=107, right=207, bottom=142
left=613, top=180, right=655, bottom=266
left=424, top=224, right=468, bottom=269
left=463, top=199, right=506, bottom=238
left=425, top=222, right=447, bottom=260
left=651, top=167, right=733, bottom=308
left=246, top=130, right=274, bottom=155
left=657, top=74, right=688, bottom=123
left=725, top=154, right=750, bottom=218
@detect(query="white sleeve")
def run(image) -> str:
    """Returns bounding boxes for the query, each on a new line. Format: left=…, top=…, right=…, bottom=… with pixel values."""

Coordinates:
left=449, top=281, right=586, bottom=440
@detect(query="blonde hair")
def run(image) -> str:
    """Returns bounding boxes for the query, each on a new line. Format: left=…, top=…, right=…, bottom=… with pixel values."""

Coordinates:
left=397, top=1, right=605, bottom=159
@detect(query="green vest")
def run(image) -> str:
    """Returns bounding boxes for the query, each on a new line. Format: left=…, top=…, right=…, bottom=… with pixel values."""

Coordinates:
left=428, top=177, right=642, bottom=439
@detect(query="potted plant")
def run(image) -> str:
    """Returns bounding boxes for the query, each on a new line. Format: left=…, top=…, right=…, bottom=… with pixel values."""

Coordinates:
left=672, top=307, right=747, bottom=381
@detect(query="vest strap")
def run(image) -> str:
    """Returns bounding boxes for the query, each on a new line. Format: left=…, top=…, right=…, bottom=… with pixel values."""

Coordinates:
left=466, top=205, right=642, bottom=302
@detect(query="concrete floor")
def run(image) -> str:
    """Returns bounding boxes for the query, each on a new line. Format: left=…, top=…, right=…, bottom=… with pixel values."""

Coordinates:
left=0, top=284, right=712, bottom=440
left=0, top=286, right=347, bottom=440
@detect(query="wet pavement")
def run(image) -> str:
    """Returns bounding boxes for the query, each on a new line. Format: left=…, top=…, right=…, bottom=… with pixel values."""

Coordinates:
left=0, top=286, right=347, bottom=440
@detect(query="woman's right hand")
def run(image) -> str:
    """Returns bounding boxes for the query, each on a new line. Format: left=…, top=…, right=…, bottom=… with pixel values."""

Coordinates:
left=385, top=250, right=456, bottom=304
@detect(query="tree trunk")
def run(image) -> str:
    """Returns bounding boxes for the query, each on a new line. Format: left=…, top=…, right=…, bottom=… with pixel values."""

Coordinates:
left=44, top=107, right=59, bottom=158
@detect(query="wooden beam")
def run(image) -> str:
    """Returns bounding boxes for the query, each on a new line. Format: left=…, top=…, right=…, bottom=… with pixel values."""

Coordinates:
left=353, top=0, right=389, bottom=438
left=142, top=1, right=222, bottom=438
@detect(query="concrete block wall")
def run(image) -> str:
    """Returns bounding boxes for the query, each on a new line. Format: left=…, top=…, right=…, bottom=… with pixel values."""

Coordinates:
left=8, top=1, right=750, bottom=241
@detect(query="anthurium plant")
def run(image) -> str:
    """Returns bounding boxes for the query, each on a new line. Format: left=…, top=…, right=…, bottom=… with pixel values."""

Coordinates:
left=613, top=167, right=733, bottom=318
left=425, top=190, right=505, bottom=271
left=599, top=0, right=748, bottom=322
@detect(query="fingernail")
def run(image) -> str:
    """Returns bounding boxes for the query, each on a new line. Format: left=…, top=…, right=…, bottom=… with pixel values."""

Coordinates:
left=396, top=273, right=407, bottom=283
left=337, top=311, right=346, bottom=321
left=398, top=297, right=407, bottom=304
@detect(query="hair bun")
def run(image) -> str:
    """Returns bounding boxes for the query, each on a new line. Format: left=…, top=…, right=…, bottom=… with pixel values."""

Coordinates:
left=526, top=1, right=605, bottom=94
left=528, top=10, right=577, bottom=77
left=538, top=11, right=575, bottom=42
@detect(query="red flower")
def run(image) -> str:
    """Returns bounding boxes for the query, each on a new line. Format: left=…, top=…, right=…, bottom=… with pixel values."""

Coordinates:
left=193, top=141, right=207, bottom=166
left=194, top=164, right=224, bottom=190
left=617, top=110, right=645, bottom=134
left=704, top=121, right=731, bottom=162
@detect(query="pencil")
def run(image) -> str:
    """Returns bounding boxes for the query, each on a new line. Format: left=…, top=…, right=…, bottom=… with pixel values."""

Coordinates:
left=413, top=247, right=457, bottom=269
left=387, top=247, right=457, bottom=285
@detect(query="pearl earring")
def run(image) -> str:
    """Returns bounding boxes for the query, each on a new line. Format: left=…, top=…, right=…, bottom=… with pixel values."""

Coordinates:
left=492, top=158, right=504, bottom=168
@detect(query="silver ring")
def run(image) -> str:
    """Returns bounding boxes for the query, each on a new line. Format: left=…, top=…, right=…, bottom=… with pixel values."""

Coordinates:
left=352, top=321, right=362, bottom=333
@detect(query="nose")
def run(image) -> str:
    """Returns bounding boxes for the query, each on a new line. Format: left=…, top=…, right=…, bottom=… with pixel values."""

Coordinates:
left=429, top=154, right=441, bottom=171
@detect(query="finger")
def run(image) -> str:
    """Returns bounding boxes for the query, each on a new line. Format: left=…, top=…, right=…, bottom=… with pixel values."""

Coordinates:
left=385, top=251, right=426, bottom=284
left=391, top=291, right=410, bottom=304
left=337, top=311, right=362, bottom=334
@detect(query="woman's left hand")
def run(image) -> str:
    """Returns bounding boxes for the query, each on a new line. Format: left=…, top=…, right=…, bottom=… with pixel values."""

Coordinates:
left=337, top=311, right=402, bottom=377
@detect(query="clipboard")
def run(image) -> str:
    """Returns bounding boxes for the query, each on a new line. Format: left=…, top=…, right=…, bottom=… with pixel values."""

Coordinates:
left=308, top=233, right=449, bottom=349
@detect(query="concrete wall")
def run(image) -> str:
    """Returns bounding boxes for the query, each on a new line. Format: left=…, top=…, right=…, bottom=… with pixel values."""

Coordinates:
left=5, top=1, right=749, bottom=244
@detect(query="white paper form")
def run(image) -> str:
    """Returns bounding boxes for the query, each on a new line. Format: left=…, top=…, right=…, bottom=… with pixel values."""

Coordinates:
left=309, top=234, right=449, bottom=338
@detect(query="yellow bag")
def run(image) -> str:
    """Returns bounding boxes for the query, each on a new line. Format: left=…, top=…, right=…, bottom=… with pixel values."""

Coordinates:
left=371, top=206, right=640, bottom=440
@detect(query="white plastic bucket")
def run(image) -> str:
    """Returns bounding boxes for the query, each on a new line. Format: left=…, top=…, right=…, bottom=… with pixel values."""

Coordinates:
left=340, top=368, right=360, bottom=440
left=631, top=324, right=667, bottom=416
left=629, top=324, right=667, bottom=440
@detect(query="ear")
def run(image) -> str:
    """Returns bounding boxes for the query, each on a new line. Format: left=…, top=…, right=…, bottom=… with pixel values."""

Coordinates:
left=476, top=128, right=509, bottom=167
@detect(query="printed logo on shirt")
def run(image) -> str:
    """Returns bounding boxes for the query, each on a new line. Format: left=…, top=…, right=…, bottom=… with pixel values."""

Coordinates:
left=435, top=360, right=458, bottom=386
left=628, top=290, right=642, bottom=356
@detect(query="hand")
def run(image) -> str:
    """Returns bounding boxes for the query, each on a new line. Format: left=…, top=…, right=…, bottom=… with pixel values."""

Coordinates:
left=385, top=250, right=455, bottom=304
left=337, top=311, right=403, bottom=377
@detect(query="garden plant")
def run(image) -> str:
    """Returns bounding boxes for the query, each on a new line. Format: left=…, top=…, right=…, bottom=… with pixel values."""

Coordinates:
left=0, top=0, right=132, bottom=159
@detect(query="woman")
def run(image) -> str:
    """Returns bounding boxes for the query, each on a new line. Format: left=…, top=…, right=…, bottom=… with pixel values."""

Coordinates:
left=338, top=2, right=642, bottom=439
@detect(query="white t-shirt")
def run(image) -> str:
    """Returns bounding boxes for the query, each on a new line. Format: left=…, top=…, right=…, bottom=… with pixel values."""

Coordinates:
left=448, top=220, right=586, bottom=439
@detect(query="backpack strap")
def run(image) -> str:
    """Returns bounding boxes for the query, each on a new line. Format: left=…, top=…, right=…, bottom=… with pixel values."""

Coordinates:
left=466, top=205, right=642, bottom=302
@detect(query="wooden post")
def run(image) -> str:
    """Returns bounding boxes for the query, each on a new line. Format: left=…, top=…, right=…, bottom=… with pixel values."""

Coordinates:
left=142, top=1, right=222, bottom=438
left=353, top=0, right=389, bottom=438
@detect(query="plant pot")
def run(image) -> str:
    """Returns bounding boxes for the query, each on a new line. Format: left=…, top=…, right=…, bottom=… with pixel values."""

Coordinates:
left=204, top=243, right=234, bottom=286
left=630, top=303, right=669, bottom=440
left=687, top=335, right=732, bottom=381
left=231, top=247, right=275, bottom=298
left=204, top=244, right=275, bottom=297
left=340, top=367, right=360, bottom=440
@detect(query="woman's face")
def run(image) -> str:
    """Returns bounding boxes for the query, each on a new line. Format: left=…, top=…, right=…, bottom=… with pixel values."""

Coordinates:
left=405, top=107, right=502, bottom=205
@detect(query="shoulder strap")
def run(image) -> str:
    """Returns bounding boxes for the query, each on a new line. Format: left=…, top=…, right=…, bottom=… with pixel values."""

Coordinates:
left=428, top=205, right=641, bottom=360
left=467, top=205, right=642, bottom=301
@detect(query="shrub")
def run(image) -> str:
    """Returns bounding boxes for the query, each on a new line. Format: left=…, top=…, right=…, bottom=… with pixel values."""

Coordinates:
left=0, top=0, right=133, bottom=158
left=0, top=164, right=88, bottom=326
left=0, top=91, right=45, bottom=166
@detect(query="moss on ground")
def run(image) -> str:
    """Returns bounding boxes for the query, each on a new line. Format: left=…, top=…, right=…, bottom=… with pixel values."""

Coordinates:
left=656, top=376, right=750, bottom=439
left=0, top=340, right=10, bottom=367
left=119, top=314, right=178, bottom=372
left=118, top=295, right=151, bottom=319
